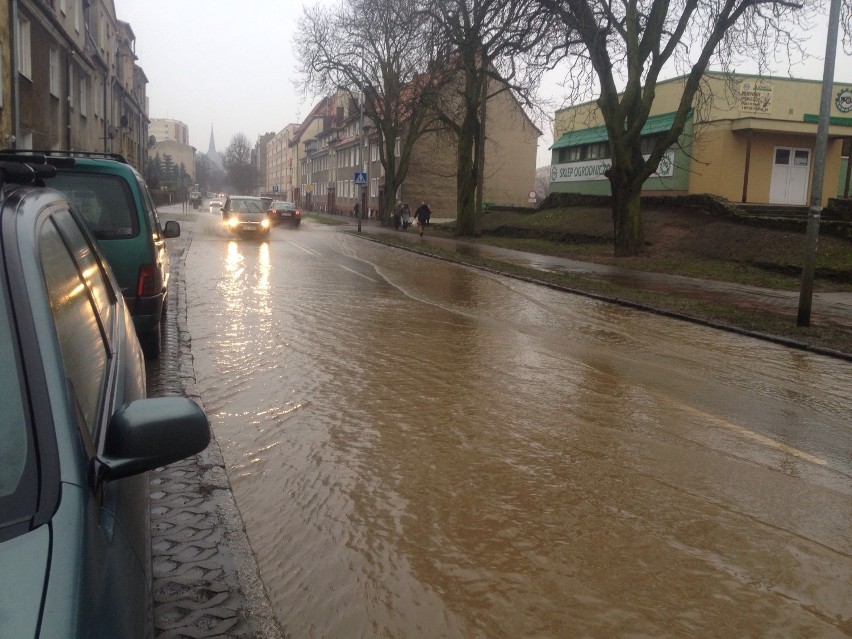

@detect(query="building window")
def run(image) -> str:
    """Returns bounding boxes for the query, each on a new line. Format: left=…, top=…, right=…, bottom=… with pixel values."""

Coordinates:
left=68, top=66, right=74, bottom=110
left=585, top=141, right=608, bottom=160
left=17, top=15, right=32, bottom=80
left=79, top=77, right=87, bottom=117
left=371, top=144, right=378, bottom=162
left=75, top=0, right=82, bottom=33
left=0, top=49, right=4, bottom=108
left=640, top=134, right=662, bottom=155
left=93, top=77, right=102, bottom=117
left=49, top=47, right=60, bottom=97
left=394, top=137, right=400, bottom=158
left=60, top=0, right=67, bottom=14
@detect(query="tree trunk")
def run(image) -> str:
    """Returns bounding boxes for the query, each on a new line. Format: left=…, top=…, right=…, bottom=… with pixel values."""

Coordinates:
left=456, top=119, right=478, bottom=235
left=610, top=181, right=644, bottom=256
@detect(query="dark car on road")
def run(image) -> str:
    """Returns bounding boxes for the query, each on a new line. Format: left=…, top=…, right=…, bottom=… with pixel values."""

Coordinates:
left=0, top=150, right=180, bottom=359
left=267, top=200, right=301, bottom=227
left=0, top=156, right=211, bottom=638
left=222, top=195, right=271, bottom=237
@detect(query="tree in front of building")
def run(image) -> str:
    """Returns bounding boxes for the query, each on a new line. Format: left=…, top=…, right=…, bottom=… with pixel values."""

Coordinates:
left=423, top=0, right=549, bottom=236
left=297, top=0, right=447, bottom=225
left=223, top=133, right=258, bottom=195
left=538, top=0, right=825, bottom=257
left=195, top=152, right=225, bottom=195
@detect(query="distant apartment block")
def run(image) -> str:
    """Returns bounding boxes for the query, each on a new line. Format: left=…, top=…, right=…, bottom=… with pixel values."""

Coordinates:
left=150, top=118, right=189, bottom=145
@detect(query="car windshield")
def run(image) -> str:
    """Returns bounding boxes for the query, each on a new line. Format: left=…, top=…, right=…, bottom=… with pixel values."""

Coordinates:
left=231, top=199, right=264, bottom=214
left=0, top=277, right=38, bottom=532
left=48, top=173, right=139, bottom=239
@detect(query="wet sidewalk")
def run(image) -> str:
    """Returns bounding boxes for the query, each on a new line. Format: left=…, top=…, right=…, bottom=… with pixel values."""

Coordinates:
left=339, top=215, right=852, bottom=331
left=146, top=221, right=282, bottom=639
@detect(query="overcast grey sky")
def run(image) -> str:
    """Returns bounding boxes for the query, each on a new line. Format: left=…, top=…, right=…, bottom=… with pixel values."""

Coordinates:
left=114, top=0, right=848, bottom=167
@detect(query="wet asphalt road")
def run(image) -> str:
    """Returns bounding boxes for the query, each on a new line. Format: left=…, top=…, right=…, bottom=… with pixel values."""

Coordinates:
left=149, top=204, right=852, bottom=638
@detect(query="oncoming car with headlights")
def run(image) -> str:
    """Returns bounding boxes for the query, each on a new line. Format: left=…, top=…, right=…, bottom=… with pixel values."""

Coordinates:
left=221, top=196, right=270, bottom=238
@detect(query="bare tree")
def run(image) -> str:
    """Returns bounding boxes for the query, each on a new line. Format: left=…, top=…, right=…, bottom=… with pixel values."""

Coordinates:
left=223, top=133, right=257, bottom=195
left=538, top=0, right=824, bottom=256
left=424, top=0, right=550, bottom=235
left=296, top=0, right=447, bottom=223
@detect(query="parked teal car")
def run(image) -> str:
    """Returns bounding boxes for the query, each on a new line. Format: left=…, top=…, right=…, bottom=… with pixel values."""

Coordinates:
left=0, top=157, right=210, bottom=638
left=0, top=150, right=179, bottom=358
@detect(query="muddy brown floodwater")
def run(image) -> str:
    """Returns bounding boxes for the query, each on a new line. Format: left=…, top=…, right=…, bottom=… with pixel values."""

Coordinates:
left=183, top=217, right=852, bottom=638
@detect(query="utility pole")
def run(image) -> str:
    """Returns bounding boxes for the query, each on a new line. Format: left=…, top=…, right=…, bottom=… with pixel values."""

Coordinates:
left=797, top=0, right=841, bottom=327
left=358, top=87, right=364, bottom=233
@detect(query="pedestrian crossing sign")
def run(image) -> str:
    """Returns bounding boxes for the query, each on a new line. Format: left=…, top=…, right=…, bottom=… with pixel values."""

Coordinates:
left=354, top=172, right=367, bottom=186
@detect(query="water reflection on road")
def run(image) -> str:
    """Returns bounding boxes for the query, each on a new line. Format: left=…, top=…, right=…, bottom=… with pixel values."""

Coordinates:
left=184, top=220, right=852, bottom=638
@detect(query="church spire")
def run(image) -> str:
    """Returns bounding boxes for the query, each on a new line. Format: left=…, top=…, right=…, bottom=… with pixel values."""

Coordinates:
left=208, top=125, right=217, bottom=155
left=207, top=125, right=222, bottom=166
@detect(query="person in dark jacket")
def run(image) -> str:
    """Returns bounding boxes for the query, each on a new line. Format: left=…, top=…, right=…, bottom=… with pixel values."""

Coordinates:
left=415, top=202, right=432, bottom=236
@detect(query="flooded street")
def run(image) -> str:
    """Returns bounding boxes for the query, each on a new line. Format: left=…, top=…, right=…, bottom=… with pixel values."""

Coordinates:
left=181, top=214, right=852, bottom=638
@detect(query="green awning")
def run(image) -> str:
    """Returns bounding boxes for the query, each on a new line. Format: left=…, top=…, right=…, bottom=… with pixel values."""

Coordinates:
left=551, top=111, right=682, bottom=149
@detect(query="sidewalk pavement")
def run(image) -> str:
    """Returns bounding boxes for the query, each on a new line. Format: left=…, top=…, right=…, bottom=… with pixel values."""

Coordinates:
left=146, top=220, right=282, bottom=639
left=335, top=214, right=852, bottom=331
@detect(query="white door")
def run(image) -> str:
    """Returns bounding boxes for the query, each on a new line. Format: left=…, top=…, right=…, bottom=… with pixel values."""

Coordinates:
left=769, top=147, right=810, bottom=205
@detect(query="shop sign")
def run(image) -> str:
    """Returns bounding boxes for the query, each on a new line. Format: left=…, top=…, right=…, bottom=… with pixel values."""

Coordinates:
left=836, top=88, right=852, bottom=113
left=551, top=151, right=675, bottom=183
left=739, top=80, right=774, bottom=113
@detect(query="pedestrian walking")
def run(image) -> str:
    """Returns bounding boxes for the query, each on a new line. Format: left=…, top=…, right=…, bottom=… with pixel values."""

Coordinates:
left=415, top=202, right=432, bottom=236
left=353, top=201, right=360, bottom=218
left=393, top=201, right=403, bottom=230
left=401, top=203, right=412, bottom=230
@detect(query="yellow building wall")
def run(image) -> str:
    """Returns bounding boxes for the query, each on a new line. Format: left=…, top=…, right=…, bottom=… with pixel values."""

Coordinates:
left=553, top=74, right=851, bottom=207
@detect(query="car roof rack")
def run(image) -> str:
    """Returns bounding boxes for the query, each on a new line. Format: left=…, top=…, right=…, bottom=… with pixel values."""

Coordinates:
left=0, top=149, right=129, bottom=165
left=0, top=156, right=58, bottom=187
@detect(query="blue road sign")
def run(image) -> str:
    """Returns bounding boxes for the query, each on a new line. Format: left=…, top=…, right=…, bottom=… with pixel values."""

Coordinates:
left=272, top=185, right=279, bottom=193
left=354, top=172, right=367, bottom=186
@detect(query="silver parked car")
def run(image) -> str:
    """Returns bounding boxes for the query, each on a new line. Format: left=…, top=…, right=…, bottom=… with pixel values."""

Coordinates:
left=0, top=157, right=210, bottom=638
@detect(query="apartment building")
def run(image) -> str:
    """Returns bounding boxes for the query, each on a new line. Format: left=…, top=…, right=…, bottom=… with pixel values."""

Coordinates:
left=265, top=123, right=299, bottom=198
left=150, top=118, right=189, bottom=144
left=5, top=0, right=148, bottom=168
left=277, top=84, right=540, bottom=219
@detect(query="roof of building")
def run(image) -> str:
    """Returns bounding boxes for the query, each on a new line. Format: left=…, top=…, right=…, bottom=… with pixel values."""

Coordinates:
left=551, top=111, right=680, bottom=149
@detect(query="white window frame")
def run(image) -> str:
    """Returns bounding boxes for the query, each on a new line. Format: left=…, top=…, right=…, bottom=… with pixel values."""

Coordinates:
left=17, top=15, right=32, bottom=80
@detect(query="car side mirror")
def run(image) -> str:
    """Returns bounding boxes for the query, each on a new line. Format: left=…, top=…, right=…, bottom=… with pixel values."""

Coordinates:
left=97, top=397, right=211, bottom=482
left=163, top=220, right=180, bottom=238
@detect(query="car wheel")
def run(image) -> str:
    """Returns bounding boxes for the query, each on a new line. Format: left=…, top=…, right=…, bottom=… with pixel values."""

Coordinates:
left=140, top=323, right=161, bottom=360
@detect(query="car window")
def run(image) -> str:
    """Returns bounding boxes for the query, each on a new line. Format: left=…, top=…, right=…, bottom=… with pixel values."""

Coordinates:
left=138, top=176, right=164, bottom=237
left=0, top=279, right=38, bottom=527
left=40, top=218, right=109, bottom=438
left=53, top=209, right=115, bottom=332
left=49, top=173, right=139, bottom=239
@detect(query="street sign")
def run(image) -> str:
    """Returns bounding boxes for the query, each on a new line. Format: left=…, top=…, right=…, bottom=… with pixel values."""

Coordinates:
left=354, top=172, right=367, bottom=186
left=272, top=185, right=279, bottom=193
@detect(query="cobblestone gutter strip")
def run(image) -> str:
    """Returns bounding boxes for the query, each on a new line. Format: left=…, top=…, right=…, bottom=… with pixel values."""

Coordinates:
left=147, top=229, right=283, bottom=639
